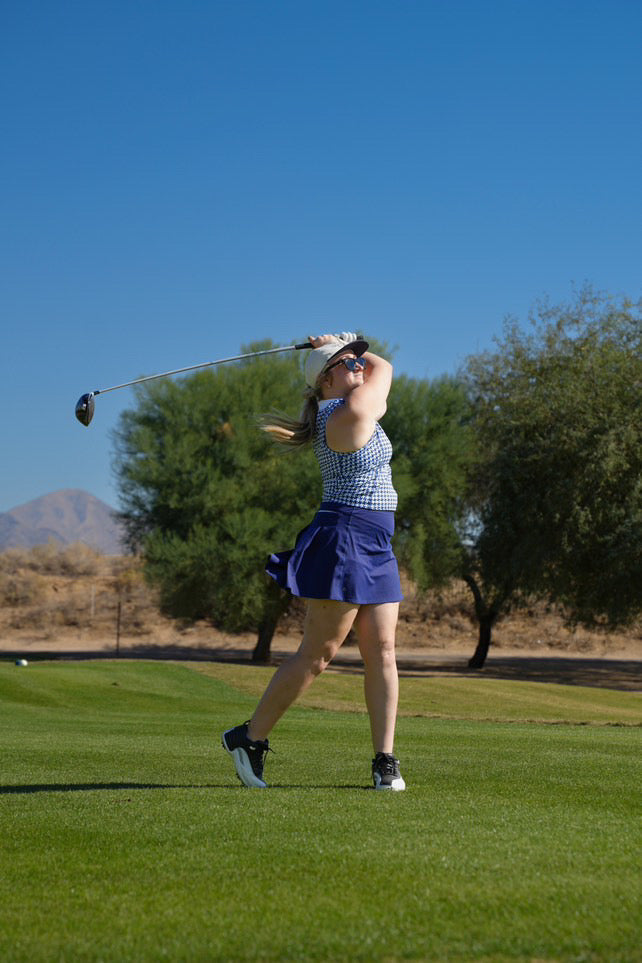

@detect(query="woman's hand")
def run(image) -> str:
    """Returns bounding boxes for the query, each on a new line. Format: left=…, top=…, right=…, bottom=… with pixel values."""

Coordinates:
left=308, top=331, right=357, bottom=349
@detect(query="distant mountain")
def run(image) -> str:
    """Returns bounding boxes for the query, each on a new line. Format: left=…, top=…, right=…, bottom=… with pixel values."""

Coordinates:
left=0, top=490, right=127, bottom=555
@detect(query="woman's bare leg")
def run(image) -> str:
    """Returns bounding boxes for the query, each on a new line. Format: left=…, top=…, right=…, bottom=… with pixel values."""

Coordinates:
left=248, top=598, right=358, bottom=742
left=354, top=602, right=400, bottom=753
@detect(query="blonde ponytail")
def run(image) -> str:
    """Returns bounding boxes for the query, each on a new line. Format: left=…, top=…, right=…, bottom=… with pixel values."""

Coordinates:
left=261, top=386, right=322, bottom=448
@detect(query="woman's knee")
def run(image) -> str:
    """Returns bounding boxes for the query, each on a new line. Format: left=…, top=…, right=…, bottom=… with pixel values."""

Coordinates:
left=296, top=642, right=339, bottom=677
left=309, top=655, right=331, bottom=677
left=360, top=636, right=397, bottom=667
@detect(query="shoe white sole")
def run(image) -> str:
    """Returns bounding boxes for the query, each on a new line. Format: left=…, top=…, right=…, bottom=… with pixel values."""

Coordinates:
left=222, top=733, right=267, bottom=789
left=373, top=773, right=406, bottom=791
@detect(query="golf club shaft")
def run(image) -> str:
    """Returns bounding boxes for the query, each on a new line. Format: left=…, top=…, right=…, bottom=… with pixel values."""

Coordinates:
left=92, top=342, right=312, bottom=396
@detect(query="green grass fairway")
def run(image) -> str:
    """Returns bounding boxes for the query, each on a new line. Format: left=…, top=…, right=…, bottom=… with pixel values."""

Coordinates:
left=195, top=661, right=642, bottom=725
left=0, top=660, right=640, bottom=962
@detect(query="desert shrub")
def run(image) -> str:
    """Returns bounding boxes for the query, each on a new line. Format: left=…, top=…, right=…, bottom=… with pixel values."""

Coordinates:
left=59, top=543, right=101, bottom=576
left=401, top=578, right=474, bottom=625
left=0, top=571, right=44, bottom=607
left=56, top=601, right=83, bottom=626
left=8, top=601, right=88, bottom=631
left=6, top=603, right=50, bottom=629
left=28, top=540, right=63, bottom=573
left=0, top=541, right=104, bottom=576
left=0, top=548, right=32, bottom=573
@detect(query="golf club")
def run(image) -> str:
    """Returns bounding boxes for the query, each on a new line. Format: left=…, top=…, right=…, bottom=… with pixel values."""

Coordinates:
left=75, top=342, right=313, bottom=427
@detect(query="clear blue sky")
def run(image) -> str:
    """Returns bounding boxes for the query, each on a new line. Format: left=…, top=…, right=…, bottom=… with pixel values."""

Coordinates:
left=2, top=0, right=641, bottom=511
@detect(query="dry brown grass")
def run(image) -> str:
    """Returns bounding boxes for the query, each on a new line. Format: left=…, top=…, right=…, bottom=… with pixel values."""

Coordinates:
left=0, top=570, right=45, bottom=608
left=0, top=546, right=158, bottom=643
left=0, top=544, right=639, bottom=662
left=398, top=577, right=641, bottom=656
left=0, top=541, right=103, bottom=577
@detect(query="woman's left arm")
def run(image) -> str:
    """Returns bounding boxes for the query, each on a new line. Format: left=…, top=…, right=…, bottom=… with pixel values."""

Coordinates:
left=326, top=352, right=392, bottom=452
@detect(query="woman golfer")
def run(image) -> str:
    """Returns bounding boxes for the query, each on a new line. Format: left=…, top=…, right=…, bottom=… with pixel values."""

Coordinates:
left=222, top=332, right=405, bottom=790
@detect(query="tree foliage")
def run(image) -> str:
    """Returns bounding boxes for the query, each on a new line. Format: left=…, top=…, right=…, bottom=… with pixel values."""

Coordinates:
left=384, top=375, right=475, bottom=591
left=463, top=288, right=642, bottom=665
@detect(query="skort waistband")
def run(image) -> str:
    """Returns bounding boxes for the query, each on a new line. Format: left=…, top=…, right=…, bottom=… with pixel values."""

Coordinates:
left=316, top=501, right=395, bottom=537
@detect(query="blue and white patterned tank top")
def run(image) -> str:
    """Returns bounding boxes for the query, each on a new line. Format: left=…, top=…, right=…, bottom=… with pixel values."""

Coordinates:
left=313, top=399, right=398, bottom=511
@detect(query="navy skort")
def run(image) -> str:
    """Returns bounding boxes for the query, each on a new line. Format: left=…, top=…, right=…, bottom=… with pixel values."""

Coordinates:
left=265, top=501, right=403, bottom=604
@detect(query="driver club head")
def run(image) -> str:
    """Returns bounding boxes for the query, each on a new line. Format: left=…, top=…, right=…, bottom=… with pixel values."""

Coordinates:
left=75, top=392, right=95, bottom=427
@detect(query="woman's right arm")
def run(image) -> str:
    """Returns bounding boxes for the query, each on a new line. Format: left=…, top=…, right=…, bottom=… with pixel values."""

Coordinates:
left=346, top=351, right=393, bottom=421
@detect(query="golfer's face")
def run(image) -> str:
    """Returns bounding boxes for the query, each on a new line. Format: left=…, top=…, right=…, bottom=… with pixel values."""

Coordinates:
left=326, top=354, right=366, bottom=385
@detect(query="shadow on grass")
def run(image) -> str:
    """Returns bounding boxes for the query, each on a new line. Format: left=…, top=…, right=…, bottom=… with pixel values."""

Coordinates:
left=0, top=782, right=230, bottom=794
left=0, top=782, right=369, bottom=794
left=3, top=647, right=640, bottom=691
left=328, top=654, right=642, bottom=692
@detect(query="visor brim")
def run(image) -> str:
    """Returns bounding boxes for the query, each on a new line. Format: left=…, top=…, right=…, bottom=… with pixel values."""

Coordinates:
left=323, top=339, right=369, bottom=370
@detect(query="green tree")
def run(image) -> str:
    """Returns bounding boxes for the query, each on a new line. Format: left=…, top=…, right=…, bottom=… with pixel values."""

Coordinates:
left=113, top=343, right=320, bottom=661
left=463, top=288, right=642, bottom=667
left=384, top=375, right=475, bottom=591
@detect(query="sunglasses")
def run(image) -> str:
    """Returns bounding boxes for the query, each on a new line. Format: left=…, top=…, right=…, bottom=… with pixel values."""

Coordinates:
left=325, top=357, right=366, bottom=374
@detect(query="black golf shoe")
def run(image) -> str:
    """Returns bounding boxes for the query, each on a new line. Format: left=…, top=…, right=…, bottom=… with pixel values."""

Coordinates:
left=222, top=721, right=271, bottom=789
left=372, top=752, right=406, bottom=791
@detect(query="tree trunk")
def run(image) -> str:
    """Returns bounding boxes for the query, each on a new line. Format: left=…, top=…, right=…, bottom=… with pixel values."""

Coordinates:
left=468, top=613, right=495, bottom=668
left=252, top=581, right=290, bottom=663
left=252, top=614, right=277, bottom=663
left=463, top=573, right=501, bottom=669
